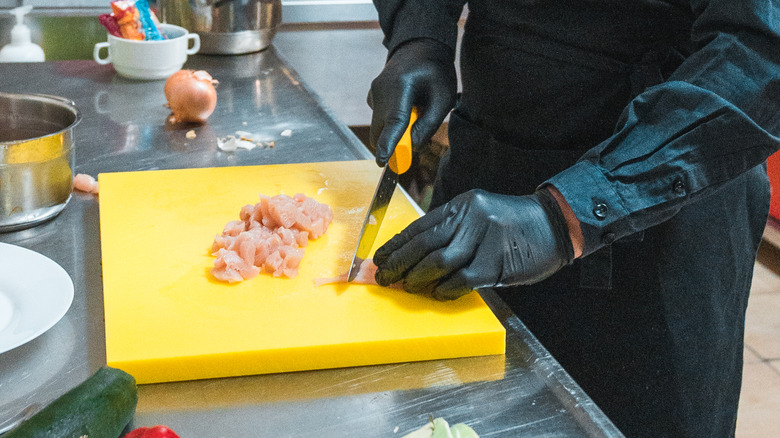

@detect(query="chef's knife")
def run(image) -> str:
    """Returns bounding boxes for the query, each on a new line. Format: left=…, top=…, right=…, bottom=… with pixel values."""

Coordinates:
left=348, top=108, right=417, bottom=282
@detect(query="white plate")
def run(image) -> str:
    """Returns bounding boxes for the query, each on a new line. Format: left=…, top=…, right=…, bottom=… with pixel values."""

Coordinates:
left=0, top=242, right=74, bottom=355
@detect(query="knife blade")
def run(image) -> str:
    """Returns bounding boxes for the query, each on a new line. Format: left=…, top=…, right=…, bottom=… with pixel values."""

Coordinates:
left=348, top=108, right=417, bottom=282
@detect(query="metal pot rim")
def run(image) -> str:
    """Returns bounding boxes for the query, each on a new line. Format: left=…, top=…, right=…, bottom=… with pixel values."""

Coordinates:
left=0, top=91, right=82, bottom=146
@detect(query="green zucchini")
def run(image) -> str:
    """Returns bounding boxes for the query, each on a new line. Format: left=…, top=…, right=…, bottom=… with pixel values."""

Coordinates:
left=4, top=366, right=138, bottom=438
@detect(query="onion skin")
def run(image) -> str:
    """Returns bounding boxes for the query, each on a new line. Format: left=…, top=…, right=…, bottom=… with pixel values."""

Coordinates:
left=164, top=70, right=218, bottom=123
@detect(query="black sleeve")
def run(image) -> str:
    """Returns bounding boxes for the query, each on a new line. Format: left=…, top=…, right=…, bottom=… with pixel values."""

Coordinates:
left=373, top=0, right=467, bottom=56
left=547, top=0, right=780, bottom=256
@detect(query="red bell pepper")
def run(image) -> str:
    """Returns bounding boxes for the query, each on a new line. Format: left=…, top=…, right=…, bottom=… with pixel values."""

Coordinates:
left=124, top=425, right=181, bottom=438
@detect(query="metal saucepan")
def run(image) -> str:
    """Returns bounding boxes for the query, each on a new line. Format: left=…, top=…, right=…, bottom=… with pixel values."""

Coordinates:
left=0, top=92, right=81, bottom=232
left=158, top=0, right=282, bottom=55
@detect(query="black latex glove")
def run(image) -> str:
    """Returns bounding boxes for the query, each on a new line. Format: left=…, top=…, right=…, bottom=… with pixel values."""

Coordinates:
left=374, top=189, right=575, bottom=300
left=368, top=38, right=457, bottom=166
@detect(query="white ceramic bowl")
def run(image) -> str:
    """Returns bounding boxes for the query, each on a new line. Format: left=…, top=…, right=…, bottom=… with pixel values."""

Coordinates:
left=93, top=23, right=200, bottom=80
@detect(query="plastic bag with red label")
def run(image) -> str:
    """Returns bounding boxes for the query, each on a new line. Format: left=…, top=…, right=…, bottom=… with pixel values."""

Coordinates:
left=111, top=1, right=145, bottom=40
left=98, top=0, right=165, bottom=41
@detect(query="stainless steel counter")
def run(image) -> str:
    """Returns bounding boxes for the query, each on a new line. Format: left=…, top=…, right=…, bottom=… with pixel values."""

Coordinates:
left=0, top=51, right=624, bottom=437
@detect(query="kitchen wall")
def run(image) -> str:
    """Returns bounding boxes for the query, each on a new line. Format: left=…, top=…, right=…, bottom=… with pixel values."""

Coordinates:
left=0, top=0, right=380, bottom=59
left=0, top=0, right=379, bottom=23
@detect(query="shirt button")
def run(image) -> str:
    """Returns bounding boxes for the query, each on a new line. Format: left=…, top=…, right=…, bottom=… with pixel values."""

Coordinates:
left=593, top=203, right=608, bottom=219
left=602, top=232, right=616, bottom=244
left=672, top=179, right=685, bottom=195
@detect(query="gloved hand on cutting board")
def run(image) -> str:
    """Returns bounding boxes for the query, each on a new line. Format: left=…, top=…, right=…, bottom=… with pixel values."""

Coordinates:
left=368, top=37, right=457, bottom=166
left=374, top=188, right=577, bottom=300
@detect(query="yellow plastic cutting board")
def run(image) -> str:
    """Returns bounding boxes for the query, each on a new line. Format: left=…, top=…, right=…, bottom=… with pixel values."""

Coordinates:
left=99, top=160, right=506, bottom=384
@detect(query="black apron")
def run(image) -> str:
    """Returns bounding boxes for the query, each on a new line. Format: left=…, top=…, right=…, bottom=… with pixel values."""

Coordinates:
left=431, top=10, right=771, bottom=438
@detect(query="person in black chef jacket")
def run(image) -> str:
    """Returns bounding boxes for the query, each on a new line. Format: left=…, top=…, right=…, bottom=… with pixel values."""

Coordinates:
left=367, top=0, right=780, bottom=436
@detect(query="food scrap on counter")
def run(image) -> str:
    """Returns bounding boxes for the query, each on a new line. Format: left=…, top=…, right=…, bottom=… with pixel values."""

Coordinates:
left=185, top=129, right=196, bottom=139
left=217, top=131, right=274, bottom=152
left=73, top=173, right=99, bottom=195
left=211, top=193, right=333, bottom=282
left=99, top=0, right=164, bottom=41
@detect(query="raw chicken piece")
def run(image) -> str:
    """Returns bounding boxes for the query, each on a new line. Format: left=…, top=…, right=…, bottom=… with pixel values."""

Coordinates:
left=313, top=259, right=402, bottom=289
left=210, top=193, right=333, bottom=282
left=73, top=173, right=99, bottom=194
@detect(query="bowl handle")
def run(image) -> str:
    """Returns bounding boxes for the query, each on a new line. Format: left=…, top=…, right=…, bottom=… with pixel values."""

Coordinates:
left=93, top=42, right=111, bottom=65
left=186, top=33, right=201, bottom=55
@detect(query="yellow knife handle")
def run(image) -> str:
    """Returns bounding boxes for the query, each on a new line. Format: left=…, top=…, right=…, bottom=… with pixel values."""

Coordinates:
left=388, top=107, right=417, bottom=175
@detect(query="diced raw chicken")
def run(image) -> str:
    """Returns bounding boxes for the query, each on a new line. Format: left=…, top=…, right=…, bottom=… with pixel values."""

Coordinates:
left=212, top=248, right=260, bottom=283
left=239, top=204, right=256, bottom=222
left=294, top=230, right=309, bottom=247
left=276, top=227, right=297, bottom=246
left=264, top=250, right=284, bottom=276
left=268, top=195, right=298, bottom=228
left=211, top=234, right=235, bottom=253
left=222, top=220, right=245, bottom=237
left=210, top=193, right=333, bottom=282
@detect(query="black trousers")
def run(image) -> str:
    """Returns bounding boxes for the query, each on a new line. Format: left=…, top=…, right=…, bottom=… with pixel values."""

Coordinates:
left=430, top=108, right=770, bottom=437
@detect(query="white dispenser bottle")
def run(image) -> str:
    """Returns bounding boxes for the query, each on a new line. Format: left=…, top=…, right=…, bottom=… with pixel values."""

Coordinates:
left=0, top=5, right=45, bottom=63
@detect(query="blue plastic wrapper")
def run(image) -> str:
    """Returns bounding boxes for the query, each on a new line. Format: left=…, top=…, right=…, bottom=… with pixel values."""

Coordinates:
left=135, top=0, right=164, bottom=41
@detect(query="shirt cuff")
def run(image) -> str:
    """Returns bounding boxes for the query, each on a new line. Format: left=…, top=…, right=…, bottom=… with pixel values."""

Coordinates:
left=544, top=160, right=636, bottom=257
left=383, top=5, right=460, bottom=56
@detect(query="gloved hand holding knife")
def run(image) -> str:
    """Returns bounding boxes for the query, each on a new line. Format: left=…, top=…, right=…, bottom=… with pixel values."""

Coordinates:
left=368, top=38, right=458, bottom=166
left=368, top=37, right=581, bottom=300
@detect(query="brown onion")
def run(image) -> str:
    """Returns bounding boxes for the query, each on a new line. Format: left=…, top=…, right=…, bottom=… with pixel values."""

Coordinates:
left=164, top=70, right=218, bottom=123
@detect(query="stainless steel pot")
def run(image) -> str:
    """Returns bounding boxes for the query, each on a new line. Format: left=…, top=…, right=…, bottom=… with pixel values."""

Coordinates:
left=0, top=92, right=81, bottom=232
left=159, top=0, right=282, bottom=55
